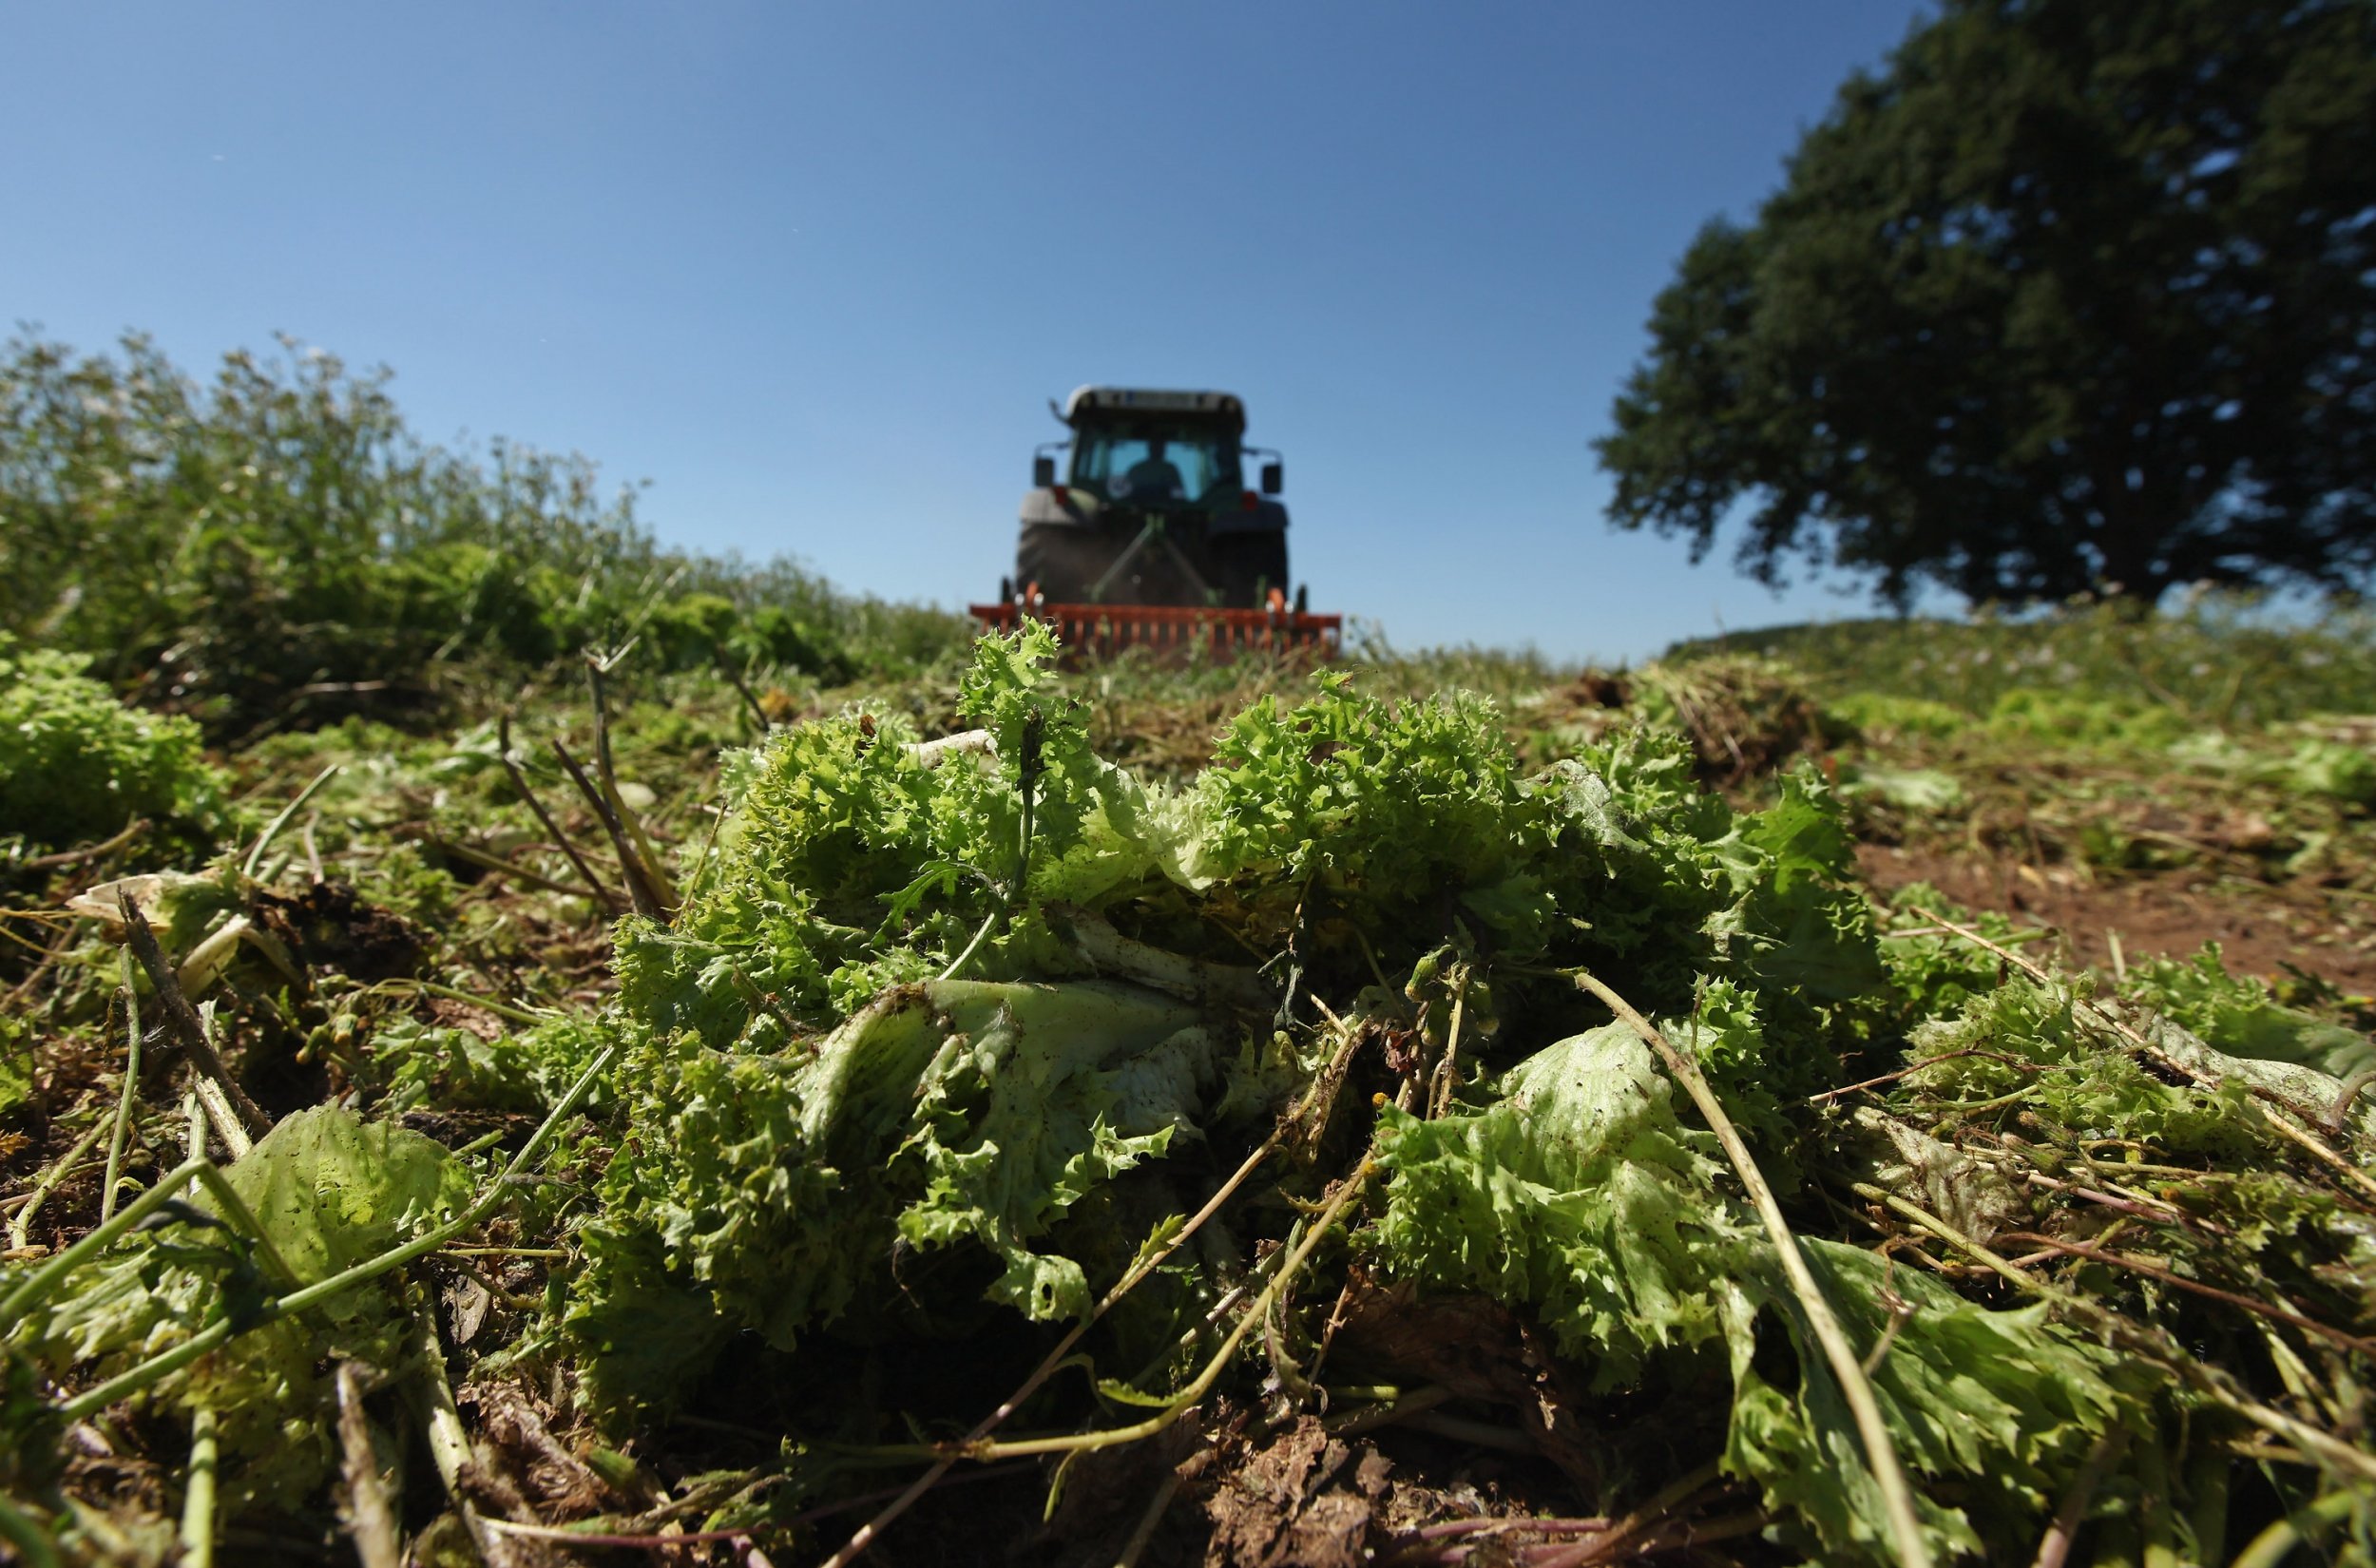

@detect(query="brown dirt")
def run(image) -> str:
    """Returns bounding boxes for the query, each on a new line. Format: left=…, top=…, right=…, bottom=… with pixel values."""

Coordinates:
left=1199, top=1419, right=1379, bottom=1568
left=253, top=880, right=426, bottom=982
left=1858, top=843, right=2376, bottom=995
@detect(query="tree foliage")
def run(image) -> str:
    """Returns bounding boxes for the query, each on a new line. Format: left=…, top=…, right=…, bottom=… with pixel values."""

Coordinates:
left=1597, top=0, right=2376, bottom=606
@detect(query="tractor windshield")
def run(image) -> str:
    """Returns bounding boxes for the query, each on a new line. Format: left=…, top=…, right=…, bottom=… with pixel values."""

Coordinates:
left=1071, top=422, right=1240, bottom=504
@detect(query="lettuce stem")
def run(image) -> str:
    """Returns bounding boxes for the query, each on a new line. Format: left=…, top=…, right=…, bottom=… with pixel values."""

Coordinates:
left=99, top=947, right=142, bottom=1224
left=178, top=1405, right=218, bottom=1568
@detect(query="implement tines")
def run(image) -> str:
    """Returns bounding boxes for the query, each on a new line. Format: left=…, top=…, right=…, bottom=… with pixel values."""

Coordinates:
left=968, top=601, right=1342, bottom=662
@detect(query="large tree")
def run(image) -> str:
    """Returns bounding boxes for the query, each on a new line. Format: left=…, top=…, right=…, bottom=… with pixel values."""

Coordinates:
left=1597, top=0, right=2376, bottom=607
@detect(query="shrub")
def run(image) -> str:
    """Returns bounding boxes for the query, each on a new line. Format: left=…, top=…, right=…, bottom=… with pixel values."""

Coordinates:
left=0, top=332, right=968, bottom=733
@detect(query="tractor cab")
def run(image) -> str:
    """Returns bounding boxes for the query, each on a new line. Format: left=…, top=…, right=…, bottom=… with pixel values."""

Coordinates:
left=1039, top=389, right=1279, bottom=515
left=1070, top=421, right=1236, bottom=507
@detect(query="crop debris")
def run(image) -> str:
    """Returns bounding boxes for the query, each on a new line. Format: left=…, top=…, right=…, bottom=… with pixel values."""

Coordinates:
left=4, top=619, right=2375, bottom=1567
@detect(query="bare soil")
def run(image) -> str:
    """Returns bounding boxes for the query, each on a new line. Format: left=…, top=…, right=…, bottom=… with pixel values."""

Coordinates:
left=1858, top=843, right=2376, bottom=995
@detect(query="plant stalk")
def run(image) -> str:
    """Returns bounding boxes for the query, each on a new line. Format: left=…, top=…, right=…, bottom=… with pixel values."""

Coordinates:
left=116, top=891, right=271, bottom=1138
left=2228, top=1488, right=2360, bottom=1568
left=8, top=1119, right=109, bottom=1252
left=335, top=1362, right=403, bottom=1568
left=1570, top=966, right=1933, bottom=1568
left=550, top=738, right=671, bottom=921
left=497, top=713, right=624, bottom=914
left=179, top=1404, right=219, bottom=1568
left=46, top=1042, right=616, bottom=1421
left=99, top=946, right=143, bottom=1224
left=241, top=762, right=340, bottom=881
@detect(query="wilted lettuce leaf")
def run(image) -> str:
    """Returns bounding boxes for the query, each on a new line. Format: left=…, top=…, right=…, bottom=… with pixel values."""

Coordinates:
left=1840, top=764, right=1965, bottom=813
left=219, top=1105, right=472, bottom=1298
left=899, top=988, right=1216, bottom=1320
left=1373, top=1023, right=1748, bottom=1382
left=3, top=1105, right=466, bottom=1513
left=1373, top=1022, right=2131, bottom=1565
left=1730, top=1239, right=2131, bottom=1564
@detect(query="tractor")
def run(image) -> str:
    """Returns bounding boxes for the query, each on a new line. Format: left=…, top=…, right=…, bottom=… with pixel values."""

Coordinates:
left=969, top=387, right=1340, bottom=657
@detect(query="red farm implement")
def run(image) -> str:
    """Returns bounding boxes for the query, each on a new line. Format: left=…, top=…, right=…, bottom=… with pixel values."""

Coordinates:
left=968, top=589, right=1341, bottom=660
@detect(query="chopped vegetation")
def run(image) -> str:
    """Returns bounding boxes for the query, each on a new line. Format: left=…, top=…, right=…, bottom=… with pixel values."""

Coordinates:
left=4, top=599, right=2372, bottom=1566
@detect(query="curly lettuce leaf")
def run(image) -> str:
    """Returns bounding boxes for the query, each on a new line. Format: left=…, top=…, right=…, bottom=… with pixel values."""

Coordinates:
left=2126, top=943, right=2375, bottom=1080
left=569, top=977, right=1213, bottom=1419
left=1189, top=673, right=1562, bottom=952
left=622, top=629, right=1182, bottom=1043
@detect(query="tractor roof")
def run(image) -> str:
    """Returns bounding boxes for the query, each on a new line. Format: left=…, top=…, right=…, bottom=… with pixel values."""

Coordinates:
left=1063, top=386, right=1246, bottom=427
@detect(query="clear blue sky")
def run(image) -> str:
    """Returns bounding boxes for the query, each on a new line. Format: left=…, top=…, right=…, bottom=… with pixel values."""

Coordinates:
left=5, top=2, right=1938, bottom=663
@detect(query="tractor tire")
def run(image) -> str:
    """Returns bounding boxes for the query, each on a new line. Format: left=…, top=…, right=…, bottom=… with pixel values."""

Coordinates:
left=1016, top=524, right=1111, bottom=604
left=1211, top=531, right=1290, bottom=609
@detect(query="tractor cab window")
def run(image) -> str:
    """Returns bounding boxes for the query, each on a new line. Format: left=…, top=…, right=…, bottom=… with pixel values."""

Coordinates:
left=1073, top=424, right=1239, bottom=503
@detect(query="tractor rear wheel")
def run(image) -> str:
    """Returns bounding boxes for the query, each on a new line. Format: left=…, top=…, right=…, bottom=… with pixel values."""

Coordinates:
left=1016, top=524, right=1110, bottom=603
left=1212, top=532, right=1290, bottom=608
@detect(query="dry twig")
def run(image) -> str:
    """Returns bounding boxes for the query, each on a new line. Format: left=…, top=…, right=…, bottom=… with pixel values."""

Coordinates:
left=1569, top=966, right=1933, bottom=1568
left=497, top=714, right=624, bottom=914
left=117, top=893, right=270, bottom=1138
left=334, top=1363, right=402, bottom=1568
